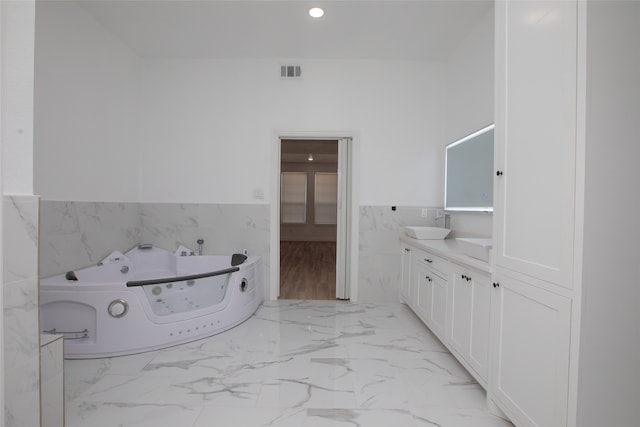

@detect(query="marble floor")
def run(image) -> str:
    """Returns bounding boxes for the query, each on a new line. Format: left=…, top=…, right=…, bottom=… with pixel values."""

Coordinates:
left=65, top=300, right=513, bottom=427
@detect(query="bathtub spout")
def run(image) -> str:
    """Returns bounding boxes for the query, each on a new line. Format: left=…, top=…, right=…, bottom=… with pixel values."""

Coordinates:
left=197, top=239, right=204, bottom=256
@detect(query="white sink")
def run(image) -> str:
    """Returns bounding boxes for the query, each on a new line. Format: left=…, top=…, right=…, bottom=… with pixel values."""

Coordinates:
left=403, top=226, right=451, bottom=240
left=456, top=237, right=492, bottom=262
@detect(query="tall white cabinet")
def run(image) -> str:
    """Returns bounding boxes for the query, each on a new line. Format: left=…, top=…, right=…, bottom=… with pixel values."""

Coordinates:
left=490, top=1, right=582, bottom=426
left=402, top=1, right=639, bottom=425
left=484, top=0, right=640, bottom=425
left=493, top=0, right=578, bottom=289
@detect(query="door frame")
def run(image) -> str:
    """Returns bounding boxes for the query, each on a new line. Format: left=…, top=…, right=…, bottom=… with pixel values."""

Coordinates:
left=270, top=130, right=360, bottom=301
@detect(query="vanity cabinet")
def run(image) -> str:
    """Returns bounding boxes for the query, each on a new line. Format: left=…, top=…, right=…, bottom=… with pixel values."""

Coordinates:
left=448, top=265, right=491, bottom=384
left=398, top=239, right=490, bottom=387
left=413, top=252, right=448, bottom=341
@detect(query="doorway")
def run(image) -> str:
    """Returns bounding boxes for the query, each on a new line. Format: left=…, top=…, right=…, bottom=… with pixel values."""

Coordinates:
left=278, top=138, right=351, bottom=300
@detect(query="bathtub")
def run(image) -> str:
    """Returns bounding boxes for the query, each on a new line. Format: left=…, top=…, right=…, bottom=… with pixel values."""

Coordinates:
left=40, top=245, right=263, bottom=359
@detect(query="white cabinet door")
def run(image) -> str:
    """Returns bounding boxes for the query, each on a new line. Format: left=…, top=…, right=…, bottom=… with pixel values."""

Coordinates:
left=494, top=0, right=577, bottom=289
left=490, top=272, right=572, bottom=427
left=449, top=269, right=472, bottom=357
left=414, top=260, right=448, bottom=341
left=449, top=266, right=491, bottom=382
left=430, top=272, right=447, bottom=339
left=415, top=261, right=433, bottom=321
left=468, top=272, right=491, bottom=381
left=400, top=246, right=412, bottom=301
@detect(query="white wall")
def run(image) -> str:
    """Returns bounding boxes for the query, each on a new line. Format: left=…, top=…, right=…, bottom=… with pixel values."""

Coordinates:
left=444, top=7, right=494, bottom=237
left=32, top=1, right=454, bottom=306
left=34, top=1, right=140, bottom=202
left=1, top=1, right=5, bottom=419
left=34, top=0, right=449, bottom=208
left=138, top=58, right=446, bottom=206
left=2, top=0, right=35, bottom=195
left=577, top=1, right=640, bottom=425
left=445, top=7, right=494, bottom=143
left=33, top=2, right=498, bottom=305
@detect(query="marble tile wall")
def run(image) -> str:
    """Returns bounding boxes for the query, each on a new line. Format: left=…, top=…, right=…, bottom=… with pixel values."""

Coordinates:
left=3, top=195, right=41, bottom=427
left=40, top=202, right=434, bottom=304
left=39, top=201, right=271, bottom=291
left=138, top=203, right=271, bottom=293
left=358, top=206, right=441, bottom=303
left=40, top=335, right=64, bottom=427
left=39, top=201, right=140, bottom=278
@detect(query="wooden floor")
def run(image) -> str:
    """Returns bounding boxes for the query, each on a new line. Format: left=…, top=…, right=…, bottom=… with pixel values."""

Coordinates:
left=279, top=241, right=336, bottom=300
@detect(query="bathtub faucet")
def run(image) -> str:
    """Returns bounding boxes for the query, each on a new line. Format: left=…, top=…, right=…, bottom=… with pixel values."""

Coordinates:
left=197, top=239, right=204, bottom=256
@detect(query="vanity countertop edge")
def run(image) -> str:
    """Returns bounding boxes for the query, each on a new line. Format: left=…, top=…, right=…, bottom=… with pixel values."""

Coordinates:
left=399, top=234, right=492, bottom=274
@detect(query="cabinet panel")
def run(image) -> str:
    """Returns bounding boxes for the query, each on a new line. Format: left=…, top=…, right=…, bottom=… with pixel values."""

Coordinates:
left=400, top=246, right=412, bottom=301
left=430, top=273, right=447, bottom=338
left=415, top=262, right=434, bottom=321
left=494, top=0, right=577, bottom=288
left=490, top=273, right=571, bottom=427
left=468, top=272, right=490, bottom=380
left=449, top=271, right=472, bottom=356
left=449, top=266, right=491, bottom=382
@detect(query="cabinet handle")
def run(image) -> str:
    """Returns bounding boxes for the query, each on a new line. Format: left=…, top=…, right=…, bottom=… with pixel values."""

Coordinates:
left=424, top=258, right=432, bottom=263
left=466, top=276, right=472, bottom=282
left=425, top=276, right=432, bottom=282
left=404, top=248, right=411, bottom=252
left=492, top=282, right=500, bottom=288
left=461, top=274, right=466, bottom=280
left=496, top=170, right=504, bottom=176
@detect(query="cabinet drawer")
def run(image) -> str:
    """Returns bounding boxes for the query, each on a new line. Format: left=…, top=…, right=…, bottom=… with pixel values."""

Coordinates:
left=415, top=250, right=449, bottom=277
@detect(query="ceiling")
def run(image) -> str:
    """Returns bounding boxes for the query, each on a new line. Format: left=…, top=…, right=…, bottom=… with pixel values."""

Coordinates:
left=78, top=0, right=493, bottom=61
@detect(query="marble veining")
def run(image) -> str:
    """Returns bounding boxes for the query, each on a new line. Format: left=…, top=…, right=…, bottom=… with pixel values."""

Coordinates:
left=3, top=196, right=39, bottom=282
left=65, top=301, right=512, bottom=427
left=40, top=202, right=440, bottom=307
left=358, top=206, right=442, bottom=302
left=39, top=201, right=271, bottom=293
left=3, top=195, right=41, bottom=427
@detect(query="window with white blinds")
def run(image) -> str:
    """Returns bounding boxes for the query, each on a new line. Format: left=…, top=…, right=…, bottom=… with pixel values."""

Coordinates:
left=280, top=172, right=307, bottom=223
left=315, top=173, right=338, bottom=224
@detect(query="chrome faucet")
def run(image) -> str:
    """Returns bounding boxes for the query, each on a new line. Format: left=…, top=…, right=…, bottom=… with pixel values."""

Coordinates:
left=197, top=239, right=204, bottom=256
left=435, top=213, right=451, bottom=229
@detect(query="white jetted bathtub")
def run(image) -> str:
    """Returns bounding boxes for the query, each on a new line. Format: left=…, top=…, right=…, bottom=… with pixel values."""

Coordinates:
left=40, top=245, right=262, bottom=359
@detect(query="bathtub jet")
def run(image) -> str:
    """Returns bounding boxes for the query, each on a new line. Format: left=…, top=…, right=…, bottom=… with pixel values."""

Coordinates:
left=40, top=245, right=263, bottom=359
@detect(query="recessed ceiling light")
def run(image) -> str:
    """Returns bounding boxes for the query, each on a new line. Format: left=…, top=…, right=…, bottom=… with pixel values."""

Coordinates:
left=308, top=154, right=314, bottom=161
left=309, top=7, right=324, bottom=18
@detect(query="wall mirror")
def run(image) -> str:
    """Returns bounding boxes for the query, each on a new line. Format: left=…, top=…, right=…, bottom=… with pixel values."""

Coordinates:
left=444, top=124, right=494, bottom=212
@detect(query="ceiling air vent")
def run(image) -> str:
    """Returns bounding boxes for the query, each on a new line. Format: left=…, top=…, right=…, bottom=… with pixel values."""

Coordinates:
left=281, top=65, right=302, bottom=79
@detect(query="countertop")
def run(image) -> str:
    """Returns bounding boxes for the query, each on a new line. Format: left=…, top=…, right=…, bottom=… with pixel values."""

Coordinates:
left=399, top=233, right=492, bottom=274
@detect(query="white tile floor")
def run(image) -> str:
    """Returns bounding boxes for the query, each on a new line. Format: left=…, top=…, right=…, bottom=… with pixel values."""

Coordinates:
left=65, top=301, right=513, bottom=427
